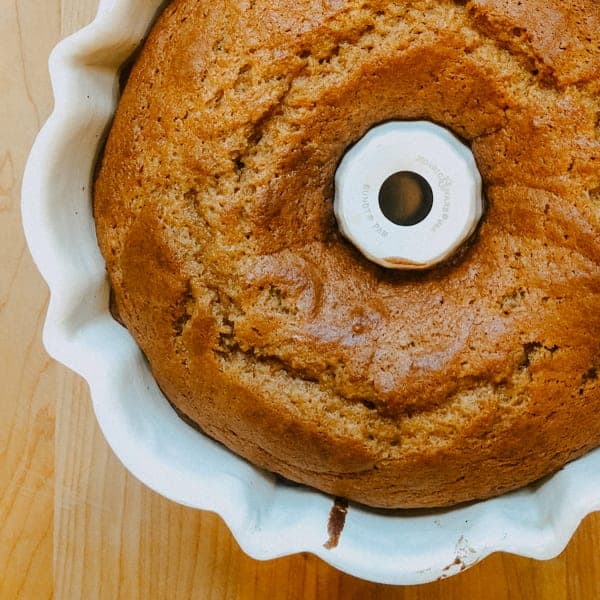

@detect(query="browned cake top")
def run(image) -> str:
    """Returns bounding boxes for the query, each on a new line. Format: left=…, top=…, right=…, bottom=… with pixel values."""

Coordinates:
left=94, top=0, right=600, bottom=508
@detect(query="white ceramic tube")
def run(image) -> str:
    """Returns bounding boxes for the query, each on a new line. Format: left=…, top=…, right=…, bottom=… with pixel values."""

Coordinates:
left=334, top=121, right=484, bottom=269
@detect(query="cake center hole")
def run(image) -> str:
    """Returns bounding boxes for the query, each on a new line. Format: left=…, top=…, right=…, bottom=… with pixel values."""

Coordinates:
left=378, top=171, right=433, bottom=226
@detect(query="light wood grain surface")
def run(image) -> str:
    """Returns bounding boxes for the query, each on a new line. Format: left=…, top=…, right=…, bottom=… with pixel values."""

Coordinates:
left=2, top=1, right=600, bottom=598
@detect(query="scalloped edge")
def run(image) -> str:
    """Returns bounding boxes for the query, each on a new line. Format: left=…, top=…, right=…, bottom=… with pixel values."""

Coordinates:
left=21, top=0, right=600, bottom=585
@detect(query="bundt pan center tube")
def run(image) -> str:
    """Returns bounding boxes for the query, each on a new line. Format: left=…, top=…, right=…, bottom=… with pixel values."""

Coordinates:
left=334, top=120, right=484, bottom=269
left=93, top=0, right=600, bottom=508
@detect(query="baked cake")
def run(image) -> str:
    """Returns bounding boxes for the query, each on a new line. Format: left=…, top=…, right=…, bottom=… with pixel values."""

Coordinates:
left=94, top=0, right=600, bottom=508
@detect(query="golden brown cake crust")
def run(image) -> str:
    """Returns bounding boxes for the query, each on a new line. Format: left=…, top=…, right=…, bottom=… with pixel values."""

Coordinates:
left=94, top=0, right=600, bottom=508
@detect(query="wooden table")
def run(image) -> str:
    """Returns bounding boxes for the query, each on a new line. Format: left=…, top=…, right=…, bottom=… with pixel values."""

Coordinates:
left=2, top=1, right=599, bottom=598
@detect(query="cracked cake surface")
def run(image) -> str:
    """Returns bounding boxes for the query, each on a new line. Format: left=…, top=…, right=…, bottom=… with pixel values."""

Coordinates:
left=94, top=0, right=600, bottom=508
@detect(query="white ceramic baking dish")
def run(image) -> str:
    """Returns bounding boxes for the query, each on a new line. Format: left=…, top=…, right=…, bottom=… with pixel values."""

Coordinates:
left=21, top=0, right=600, bottom=585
